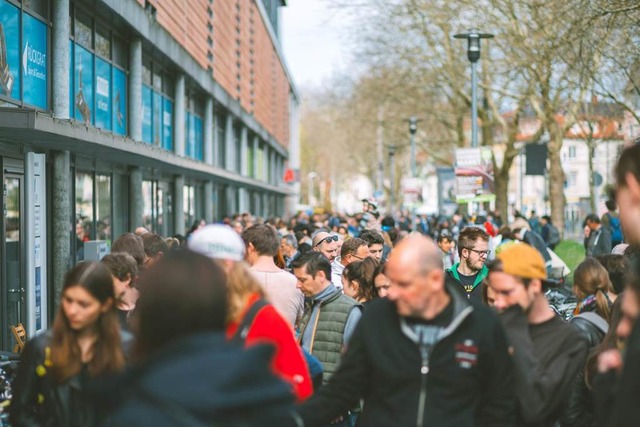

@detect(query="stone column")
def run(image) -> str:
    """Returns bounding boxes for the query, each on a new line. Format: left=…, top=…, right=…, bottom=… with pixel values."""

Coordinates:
left=52, top=151, right=71, bottom=308
left=174, top=75, right=186, bottom=156
left=174, top=176, right=185, bottom=235
left=204, top=181, right=214, bottom=223
left=225, top=115, right=234, bottom=171
left=128, top=39, right=142, bottom=141
left=52, top=0, right=70, bottom=119
left=204, top=97, right=214, bottom=165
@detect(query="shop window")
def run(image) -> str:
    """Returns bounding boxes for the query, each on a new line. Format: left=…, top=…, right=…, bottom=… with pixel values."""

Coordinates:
left=25, top=0, right=49, bottom=19
left=247, top=138, right=254, bottom=178
left=96, top=175, right=111, bottom=243
left=256, top=144, right=264, bottom=181
left=142, top=61, right=174, bottom=150
left=185, top=92, right=203, bottom=160
left=142, top=180, right=157, bottom=233
left=75, top=173, right=94, bottom=261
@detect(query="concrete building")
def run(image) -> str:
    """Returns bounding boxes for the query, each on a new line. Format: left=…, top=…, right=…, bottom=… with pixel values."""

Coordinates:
left=0, top=0, right=299, bottom=348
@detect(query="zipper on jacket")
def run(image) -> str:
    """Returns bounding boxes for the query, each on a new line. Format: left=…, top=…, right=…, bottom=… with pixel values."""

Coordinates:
left=417, top=359, right=428, bottom=427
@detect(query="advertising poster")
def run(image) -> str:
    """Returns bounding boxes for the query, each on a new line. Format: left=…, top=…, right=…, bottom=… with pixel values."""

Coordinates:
left=95, top=57, right=111, bottom=130
left=74, top=44, right=93, bottom=124
left=141, top=85, right=152, bottom=143
left=186, top=112, right=195, bottom=158
left=152, top=90, right=162, bottom=145
left=162, top=97, right=173, bottom=150
left=437, top=167, right=458, bottom=216
left=22, top=13, right=47, bottom=109
left=112, top=67, right=126, bottom=135
left=0, top=0, right=20, bottom=100
left=194, top=115, right=203, bottom=160
left=455, top=147, right=495, bottom=203
left=68, top=41, right=73, bottom=117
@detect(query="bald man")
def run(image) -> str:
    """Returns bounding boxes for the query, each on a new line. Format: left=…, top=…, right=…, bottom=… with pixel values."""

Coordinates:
left=312, top=231, right=339, bottom=263
left=298, top=235, right=516, bottom=427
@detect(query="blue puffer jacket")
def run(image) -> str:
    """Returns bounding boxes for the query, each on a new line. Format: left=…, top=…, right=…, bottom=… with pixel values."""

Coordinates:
left=99, top=332, right=300, bottom=427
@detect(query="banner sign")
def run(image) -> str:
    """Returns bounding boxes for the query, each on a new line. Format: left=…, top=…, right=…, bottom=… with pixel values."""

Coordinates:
left=437, top=167, right=458, bottom=216
left=0, top=0, right=19, bottom=99
left=112, top=67, right=127, bottom=135
left=22, top=13, right=47, bottom=109
left=142, top=84, right=153, bottom=143
left=95, top=57, right=111, bottom=130
left=74, top=44, right=94, bottom=123
left=455, top=147, right=495, bottom=203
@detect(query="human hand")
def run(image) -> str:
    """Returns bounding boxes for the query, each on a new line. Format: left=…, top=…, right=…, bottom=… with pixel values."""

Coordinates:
left=597, top=349, right=623, bottom=374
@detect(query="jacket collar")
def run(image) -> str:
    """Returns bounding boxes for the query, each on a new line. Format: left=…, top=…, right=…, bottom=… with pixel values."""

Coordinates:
left=399, top=283, right=474, bottom=344
left=446, top=262, right=489, bottom=289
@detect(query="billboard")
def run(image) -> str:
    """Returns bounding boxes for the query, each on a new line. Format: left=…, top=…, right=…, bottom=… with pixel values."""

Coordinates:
left=22, top=13, right=47, bottom=109
left=74, top=44, right=93, bottom=123
left=95, top=57, right=111, bottom=130
left=455, top=147, right=495, bottom=203
left=437, top=167, right=458, bottom=216
left=0, top=1, right=20, bottom=100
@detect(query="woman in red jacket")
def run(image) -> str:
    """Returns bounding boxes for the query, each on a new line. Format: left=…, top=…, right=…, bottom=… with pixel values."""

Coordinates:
left=188, top=224, right=313, bottom=401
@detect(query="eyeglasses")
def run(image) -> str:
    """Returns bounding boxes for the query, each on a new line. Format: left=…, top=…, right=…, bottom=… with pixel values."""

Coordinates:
left=351, top=254, right=364, bottom=261
left=465, top=248, right=491, bottom=257
left=314, top=235, right=339, bottom=247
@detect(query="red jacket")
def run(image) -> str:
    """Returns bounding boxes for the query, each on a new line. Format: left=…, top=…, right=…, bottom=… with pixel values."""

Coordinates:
left=226, top=293, right=313, bottom=401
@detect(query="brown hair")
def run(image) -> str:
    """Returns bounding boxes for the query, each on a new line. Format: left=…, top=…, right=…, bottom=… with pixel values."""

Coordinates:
left=340, top=237, right=368, bottom=259
left=241, top=224, right=279, bottom=256
left=132, top=250, right=228, bottom=361
left=51, top=262, right=124, bottom=383
left=615, top=143, right=640, bottom=189
left=458, top=226, right=490, bottom=258
left=111, top=233, right=145, bottom=267
left=343, top=257, right=379, bottom=302
left=101, top=252, right=138, bottom=282
left=585, top=296, right=623, bottom=389
left=574, top=257, right=615, bottom=322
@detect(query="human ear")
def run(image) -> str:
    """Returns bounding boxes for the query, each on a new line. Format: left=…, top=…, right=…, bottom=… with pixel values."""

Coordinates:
left=101, top=297, right=114, bottom=313
left=625, top=172, right=640, bottom=202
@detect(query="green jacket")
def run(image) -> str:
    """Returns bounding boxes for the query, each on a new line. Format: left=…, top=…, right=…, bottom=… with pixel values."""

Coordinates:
left=445, top=263, right=488, bottom=303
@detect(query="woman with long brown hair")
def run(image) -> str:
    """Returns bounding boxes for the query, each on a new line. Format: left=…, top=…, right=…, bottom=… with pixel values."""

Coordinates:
left=572, top=257, right=617, bottom=324
left=10, top=261, right=126, bottom=427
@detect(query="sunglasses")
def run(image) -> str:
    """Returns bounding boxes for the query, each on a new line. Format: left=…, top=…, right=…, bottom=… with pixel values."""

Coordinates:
left=314, top=235, right=339, bottom=247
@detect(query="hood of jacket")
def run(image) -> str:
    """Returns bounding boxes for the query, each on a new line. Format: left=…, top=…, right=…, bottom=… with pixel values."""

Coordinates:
left=96, top=332, right=295, bottom=420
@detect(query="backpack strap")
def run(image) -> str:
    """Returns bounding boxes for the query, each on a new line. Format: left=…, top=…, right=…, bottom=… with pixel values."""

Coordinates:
left=575, top=312, right=609, bottom=334
left=231, top=298, right=270, bottom=343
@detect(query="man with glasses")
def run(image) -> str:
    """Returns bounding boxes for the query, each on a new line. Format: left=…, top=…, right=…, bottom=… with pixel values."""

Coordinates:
left=331, top=238, right=370, bottom=289
left=312, top=231, right=340, bottom=263
left=445, top=226, right=490, bottom=302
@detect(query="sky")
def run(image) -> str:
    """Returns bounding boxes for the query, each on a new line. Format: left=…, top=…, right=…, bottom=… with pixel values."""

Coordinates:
left=280, top=0, right=353, bottom=89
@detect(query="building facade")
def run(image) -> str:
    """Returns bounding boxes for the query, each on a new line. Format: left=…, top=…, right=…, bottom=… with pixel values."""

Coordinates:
left=0, top=0, right=299, bottom=349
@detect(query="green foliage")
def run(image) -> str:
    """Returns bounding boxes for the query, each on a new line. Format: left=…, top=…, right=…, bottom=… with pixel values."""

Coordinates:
left=554, top=240, right=586, bottom=284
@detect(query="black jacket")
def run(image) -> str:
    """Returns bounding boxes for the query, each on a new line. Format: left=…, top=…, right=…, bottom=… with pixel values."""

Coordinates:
left=561, top=314, right=607, bottom=427
left=498, top=306, right=588, bottom=427
left=9, top=331, right=132, bottom=427
left=584, top=227, right=612, bottom=257
left=100, top=332, right=299, bottom=427
left=297, top=285, right=516, bottom=427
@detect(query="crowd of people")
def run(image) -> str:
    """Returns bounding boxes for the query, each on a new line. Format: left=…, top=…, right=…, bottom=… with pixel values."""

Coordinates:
left=7, top=142, right=640, bottom=427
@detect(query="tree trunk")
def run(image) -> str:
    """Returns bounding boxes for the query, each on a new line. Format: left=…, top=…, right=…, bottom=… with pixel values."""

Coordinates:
left=494, top=165, right=510, bottom=226
left=547, top=129, right=567, bottom=237
left=588, top=138, right=597, bottom=214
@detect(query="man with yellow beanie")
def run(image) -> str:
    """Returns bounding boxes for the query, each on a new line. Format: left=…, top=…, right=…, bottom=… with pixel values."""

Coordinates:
left=486, top=243, right=587, bottom=427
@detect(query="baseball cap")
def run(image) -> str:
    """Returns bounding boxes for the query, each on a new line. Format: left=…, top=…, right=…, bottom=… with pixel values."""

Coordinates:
left=188, top=224, right=246, bottom=262
left=496, top=243, right=547, bottom=280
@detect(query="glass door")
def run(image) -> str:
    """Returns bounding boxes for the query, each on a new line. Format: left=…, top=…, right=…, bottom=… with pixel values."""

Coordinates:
left=3, top=173, right=25, bottom=351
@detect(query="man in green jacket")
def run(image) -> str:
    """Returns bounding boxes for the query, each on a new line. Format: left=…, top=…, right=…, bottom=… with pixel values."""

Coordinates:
left=445, top=226, right=489, bottom=302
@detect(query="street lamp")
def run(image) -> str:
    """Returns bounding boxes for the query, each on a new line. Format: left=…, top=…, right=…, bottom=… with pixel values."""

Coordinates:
left=453, top=30, right=494, bottom=148
left=409, top=117, right=418, bottom=231
left=387, top=145, right=397, bottom=216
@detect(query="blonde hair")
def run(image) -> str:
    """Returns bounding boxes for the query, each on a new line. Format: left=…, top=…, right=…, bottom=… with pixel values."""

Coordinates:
left=216, top=261, right=266, bottom=323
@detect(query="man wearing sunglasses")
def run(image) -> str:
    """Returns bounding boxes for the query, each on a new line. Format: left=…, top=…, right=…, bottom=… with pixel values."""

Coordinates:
left=445, top=226, right=490, bottom=302
left=312, top=231, right=340, bottom=264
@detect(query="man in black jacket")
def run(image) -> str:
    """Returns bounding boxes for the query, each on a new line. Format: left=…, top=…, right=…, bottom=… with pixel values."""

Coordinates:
left=487, top=243, right=588, bottom=427
left=297, top=235, right=515, bottom=427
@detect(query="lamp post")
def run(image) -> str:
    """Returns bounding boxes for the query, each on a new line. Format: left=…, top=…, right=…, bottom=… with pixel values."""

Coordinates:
left=409, top=117, right=418, bottom=231
left=388, top=145, right=397, bottom=216
left=453, top=30, right=494, bottom=148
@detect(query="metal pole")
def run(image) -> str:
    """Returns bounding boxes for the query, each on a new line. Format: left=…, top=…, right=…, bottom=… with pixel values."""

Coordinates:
left=471, top=61, right=478, bottom=148
left=389, top=146, right=396, bottom=217
left=410, top=117, right=417, bottom=231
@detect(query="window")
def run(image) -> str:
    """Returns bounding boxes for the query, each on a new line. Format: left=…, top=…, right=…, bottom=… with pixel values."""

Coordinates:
left=75, top=172, right=112, bottom=261
left=568, top=145, right=576, bottom=159
left=70, top=6, right=128, bottom=133
left=141, top=61, right=174, bottom=149
left=216, top=114, right=226, bottom=168
left=185, top=92, right=204, bottom=160
left=184, top=185, right=195, bottom=231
